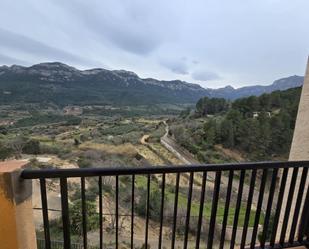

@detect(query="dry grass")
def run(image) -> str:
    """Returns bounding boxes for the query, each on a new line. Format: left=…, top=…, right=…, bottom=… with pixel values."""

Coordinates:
left=136, top=118, right=161, bottom=124
left=79, top=142, right=137, bottom=157
left=215, top=144, right=246, bottom=162
left=135, top=145, right=166, bottom=165
left=149, top=143, right=183, bottom=165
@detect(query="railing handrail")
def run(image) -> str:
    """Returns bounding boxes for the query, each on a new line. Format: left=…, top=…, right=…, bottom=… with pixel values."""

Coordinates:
left=21, top=160, right=309, bottom=179
left=21, top=160, right=309, bottom=249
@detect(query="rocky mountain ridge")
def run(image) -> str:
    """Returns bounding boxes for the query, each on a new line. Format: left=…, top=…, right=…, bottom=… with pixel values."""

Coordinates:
left=0, top=62, right=304, bottom=106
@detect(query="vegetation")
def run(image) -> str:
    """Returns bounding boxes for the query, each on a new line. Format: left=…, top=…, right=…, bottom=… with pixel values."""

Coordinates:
left=69, top=199, right=100, bottom=235
left=13, top=114, right=81, bottom=128
left=0, top=85, right=301, bottom=247
left=171, top=87, right=301, bottom=161
left=196, top=97, right=229, bottom=116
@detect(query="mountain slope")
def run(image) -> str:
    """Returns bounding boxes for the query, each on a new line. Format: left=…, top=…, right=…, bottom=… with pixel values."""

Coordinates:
left=0, top=62, right=210, bottom=106
left=0, top=62, right=304, bottom=106
left=207, top=75, right=304, bottom=99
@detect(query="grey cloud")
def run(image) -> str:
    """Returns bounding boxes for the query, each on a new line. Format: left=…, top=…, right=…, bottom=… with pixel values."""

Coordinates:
left=102, top=28, right=161, bottom=55
left=0, top=28, right=98, bottom=66
left=192, top=70, right=220, bottom=81
left=160, top=58, right=189, bottom=75
left=0, top=0, right=308, bottom=87
left=52, top=1, right=169, bottom=55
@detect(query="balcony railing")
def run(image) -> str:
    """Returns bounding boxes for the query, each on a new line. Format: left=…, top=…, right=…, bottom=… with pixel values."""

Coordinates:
left=21, top=161, right=309, bottom=249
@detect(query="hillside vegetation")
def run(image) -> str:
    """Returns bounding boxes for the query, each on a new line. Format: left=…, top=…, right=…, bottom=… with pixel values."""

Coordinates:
left=170, top=87, right=301, bottom=161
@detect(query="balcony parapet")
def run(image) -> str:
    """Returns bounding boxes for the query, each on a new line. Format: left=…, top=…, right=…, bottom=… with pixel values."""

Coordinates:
left=0, top=160, right=37, bottom=249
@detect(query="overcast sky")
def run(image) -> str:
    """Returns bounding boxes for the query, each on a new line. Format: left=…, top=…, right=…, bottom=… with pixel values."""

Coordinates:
left=0, top=0, right=308, bottom=88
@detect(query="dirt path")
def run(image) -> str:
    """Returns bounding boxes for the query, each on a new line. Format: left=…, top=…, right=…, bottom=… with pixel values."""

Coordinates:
left=159, top=121, right=266, bottom=209
left=160, top=121, right=199, bottom=165
left=140, top=134, right=150, bottom=145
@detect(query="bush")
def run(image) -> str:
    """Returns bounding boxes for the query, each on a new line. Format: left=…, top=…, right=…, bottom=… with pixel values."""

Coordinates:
left=0, top=126, right=8, bottom=135
left=70, top=199, right=99, bottom=235
left=135, top=187, right=162, bottom=221
left=39, top=143, right=72, bottom=157
left=22, top=139, right=40, bottom=154
left=0, top=144, right=13, bottom=160
left=47, top=199, right=99, bottom=237
left=39, top=143, right=61, bottom=154
left=77, top=156, right=92, bottom=168
left=65, top=116, right=82, bottom=126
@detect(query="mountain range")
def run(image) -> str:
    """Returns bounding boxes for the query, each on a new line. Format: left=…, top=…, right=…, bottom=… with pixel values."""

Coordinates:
left=0, top=62, right=304, bottom=106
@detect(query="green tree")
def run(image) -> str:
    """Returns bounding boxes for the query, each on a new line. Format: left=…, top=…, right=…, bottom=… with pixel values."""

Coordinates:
left=203, top=120, right=217, bottom=147
left=70, top=199, right=99, bottom=236
left=196, top=97, right=228, bottom=116
left=220, top=119, right=235, bottom=148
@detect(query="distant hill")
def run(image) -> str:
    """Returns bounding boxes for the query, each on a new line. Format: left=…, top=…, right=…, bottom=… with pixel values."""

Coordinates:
left=0, top=62, right=304, bottom=106
left=207, top=75, right=304, bottom=99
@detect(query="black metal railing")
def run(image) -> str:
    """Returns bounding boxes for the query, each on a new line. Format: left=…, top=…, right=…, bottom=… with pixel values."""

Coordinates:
left=21, top=161, right=309, bottom=249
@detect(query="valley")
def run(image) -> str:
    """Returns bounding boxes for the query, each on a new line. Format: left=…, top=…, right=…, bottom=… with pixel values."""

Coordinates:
left=0, top=103, right=267, bottom=248
left=0, top=63, right=303, bottom=248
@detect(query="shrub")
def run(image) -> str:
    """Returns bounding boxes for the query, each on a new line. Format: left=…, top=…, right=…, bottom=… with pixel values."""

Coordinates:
left=47, top=199, right=100, bottom=237
left=70, top=200, right=99, bottom=235
left=39, top=143, right=72, bottom=157
left=0, top=126, right=8, bottom=135
left=22, top=139, right=40, bottom=154
left=0, top=144, right=13, bottom=160
left=77, top=156, right=92, bottom=168
left=135, top=187, right=162, bottom=221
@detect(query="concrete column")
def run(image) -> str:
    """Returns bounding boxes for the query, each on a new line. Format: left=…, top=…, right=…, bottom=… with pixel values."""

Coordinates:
left=290, top=57, right=309, bottom=160
left=276, top=57, right=309, bottom=241
left=0, top=160, right=37, bottom=249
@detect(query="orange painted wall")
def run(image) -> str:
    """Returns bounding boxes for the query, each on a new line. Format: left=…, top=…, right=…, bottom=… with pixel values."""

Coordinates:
left=0, top=188, right=19, bottom=249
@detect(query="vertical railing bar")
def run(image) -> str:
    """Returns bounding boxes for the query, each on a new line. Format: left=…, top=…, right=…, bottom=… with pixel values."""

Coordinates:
left=171, top=173, right=180, bottom=249
left=99, top=176, right=103, bottom=249
left=116, top=175, right=119, bottom=249
left=260, top=168, right=279, bottom=248
left=219, top=170, right=234, bottom=249
left=184, top=172, right=194, bottom=249
left=250, top=169, right=268, bottom=249
left=289, top=167, right=308, bottom=244
left=280, top=167, right=299, bottom=245
left=196, top=172, right=207, bottom=249
left=145, top=174, right=150, bottom=249
left=131, top=174, right=135, bottom=249
left=270, top=168, right=289, bottom=247
left=60, top=177, right=71, bottom=248
left=230, top=170, right=246, bottom=249
left=158, top=173, right=166, bottom=249
left=81, top=177, right=87, bottom=249
left=208, top=171, right=222, bottom=249
left=40, top=178, right=51, bottom=249
left=240, top=169, right=257, bottom=249
left=298, top=181, right=309, bottom=242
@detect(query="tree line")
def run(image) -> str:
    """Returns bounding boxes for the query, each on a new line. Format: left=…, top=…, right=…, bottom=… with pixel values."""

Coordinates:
left=200, top=87, right=301, bottom=160
left=172, top=87, right=301, bottom=161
